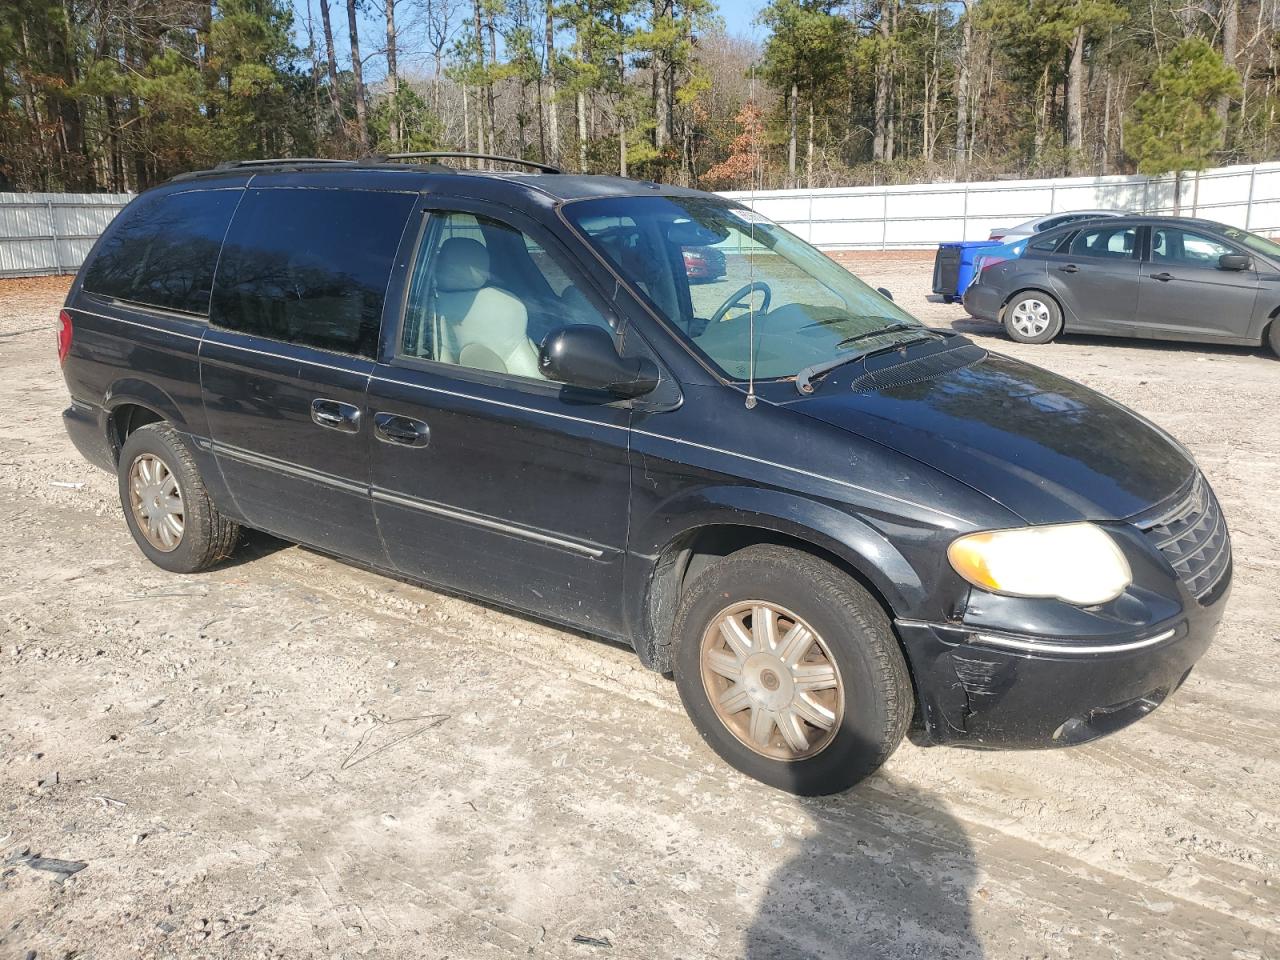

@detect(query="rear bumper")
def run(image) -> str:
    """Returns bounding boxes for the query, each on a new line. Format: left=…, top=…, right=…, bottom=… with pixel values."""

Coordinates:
left=63, top=401, right=114, bottom=472
left=961, top=283, right=1001, bottom=323
left=896, top=576, right=1229, bottom=748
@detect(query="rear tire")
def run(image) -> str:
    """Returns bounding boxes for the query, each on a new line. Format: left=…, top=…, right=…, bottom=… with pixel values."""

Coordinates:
left=117, top=422, right=239, bottom=573
left=671, top=545, right=913, bottom=796
left=1003, top=292, right=1063, bottom=344
left=1268, top=318, right=1280, bottom=358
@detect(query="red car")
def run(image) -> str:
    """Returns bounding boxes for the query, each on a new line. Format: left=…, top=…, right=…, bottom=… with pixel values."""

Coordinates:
left=682, top=245, right=727, bottom=283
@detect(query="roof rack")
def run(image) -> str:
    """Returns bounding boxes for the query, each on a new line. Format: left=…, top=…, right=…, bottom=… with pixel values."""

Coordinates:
left=212, top=158, right=356, bottom=170
left=367, top=152, right=562, bottom=174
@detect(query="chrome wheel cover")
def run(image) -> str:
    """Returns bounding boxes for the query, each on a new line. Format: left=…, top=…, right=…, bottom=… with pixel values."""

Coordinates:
left=1010, top=298, right=1052, bottom=338
left=700, top=601, right=844, bottom=761
left=128, top=453, right=184, bottom=552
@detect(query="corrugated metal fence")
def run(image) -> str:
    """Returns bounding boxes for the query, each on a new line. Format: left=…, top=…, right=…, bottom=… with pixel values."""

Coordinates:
left=0, top=192, right=132, bottom=278
left=2, top=160, right=1279, bottom=277
left=722, top=161, right=1280, bottom=250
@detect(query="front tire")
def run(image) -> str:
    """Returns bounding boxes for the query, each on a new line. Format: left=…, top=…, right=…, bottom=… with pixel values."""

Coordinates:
left=1003, top=292, right=1063, bottom=344
left=117, top=422, right=239, bottom=573
left=1267, top=318, right=1280, bottom=358
left=672, top=545, right=913, bottom=796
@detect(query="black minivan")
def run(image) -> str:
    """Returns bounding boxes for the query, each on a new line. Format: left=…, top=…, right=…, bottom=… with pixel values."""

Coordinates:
left=59, top=156, right=1231, bottom=795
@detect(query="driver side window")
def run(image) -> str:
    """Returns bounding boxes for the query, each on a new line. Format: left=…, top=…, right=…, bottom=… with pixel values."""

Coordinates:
left=400, top=211, right=614, bottom=381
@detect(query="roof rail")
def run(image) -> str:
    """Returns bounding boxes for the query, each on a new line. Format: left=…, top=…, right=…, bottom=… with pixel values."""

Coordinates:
left=367, top=152, right=562, bottom=174
left=211, top=158, right=357, bottom=171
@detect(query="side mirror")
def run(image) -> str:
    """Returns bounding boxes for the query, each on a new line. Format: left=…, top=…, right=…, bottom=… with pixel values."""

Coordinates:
left=876, top=287, right=894, bottom=301
left=1218, top=253, right=1250, bottom=271
left=539, top=324, right=660, bottom=398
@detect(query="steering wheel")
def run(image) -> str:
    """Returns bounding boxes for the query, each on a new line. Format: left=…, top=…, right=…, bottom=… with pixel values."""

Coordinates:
left=709, top=280, right=772, bottom=325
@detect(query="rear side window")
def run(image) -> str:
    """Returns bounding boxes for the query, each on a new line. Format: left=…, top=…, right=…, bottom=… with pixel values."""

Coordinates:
left=1028, top=233, right=1066, bottom=253
left=1069, top=225, right=1137, bottom=260
left=211, top=188, right=416, bottom=358
left=83, top=189, right=239, bottom=314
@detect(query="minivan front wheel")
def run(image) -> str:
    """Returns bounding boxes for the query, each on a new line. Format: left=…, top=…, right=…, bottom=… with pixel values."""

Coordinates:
left=1004, top=293, right=1063, bottom=344
left=672, top=545, right=913, bottom=795
left=117, top=422, right=240, bottom=573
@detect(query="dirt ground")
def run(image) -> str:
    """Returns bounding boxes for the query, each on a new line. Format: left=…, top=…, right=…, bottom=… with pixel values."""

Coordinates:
left=2, top=265, right=1278, bottom=960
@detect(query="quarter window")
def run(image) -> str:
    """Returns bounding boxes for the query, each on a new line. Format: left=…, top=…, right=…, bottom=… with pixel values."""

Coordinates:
left=1151, top=228, right=1236, bottom=267
left=83, top=189, right=239, bottom=314
left=211, top=188, right=416, bottom=358
left=1069, top=225, right=1137, bottom=260
left=400, top=211, right=613, bottom=380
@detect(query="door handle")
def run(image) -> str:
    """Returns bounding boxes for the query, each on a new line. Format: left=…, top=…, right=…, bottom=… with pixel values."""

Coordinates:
left=1150, top=272, right=1175, bottom=282
left=1059, top=264, right=1079, bottom=273
left=311, top=398, right=361, bottom=433
left=374, top=412, right=430, bottom=448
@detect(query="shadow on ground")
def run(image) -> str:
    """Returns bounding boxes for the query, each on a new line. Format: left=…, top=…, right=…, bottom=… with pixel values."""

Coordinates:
left=745, top=779, right=984, bottom=960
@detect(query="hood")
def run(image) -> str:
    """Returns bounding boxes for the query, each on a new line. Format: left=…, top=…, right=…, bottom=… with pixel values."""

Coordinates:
left=789, top=347, right=1194, bottom=524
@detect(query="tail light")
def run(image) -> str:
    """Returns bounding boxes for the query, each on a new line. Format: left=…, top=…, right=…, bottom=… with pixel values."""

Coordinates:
left=57, top=309, right=73, bottom=363
left=978, top=256, right=1009, bottom=277
left=988, top=232, right=1005, bottom=241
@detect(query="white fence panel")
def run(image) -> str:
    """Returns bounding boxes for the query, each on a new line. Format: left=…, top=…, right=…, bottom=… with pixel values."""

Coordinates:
left=722, top=161, right=1280, bottom=249
left=1, top=162, right=1278, bottom=276
left=0, top=192, right=132, bottom=277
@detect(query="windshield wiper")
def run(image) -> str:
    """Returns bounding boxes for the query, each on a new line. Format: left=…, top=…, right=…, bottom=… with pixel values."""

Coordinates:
left=794, top=325, right=931, bottom=395
left=833, top=322, right=913, bottom=349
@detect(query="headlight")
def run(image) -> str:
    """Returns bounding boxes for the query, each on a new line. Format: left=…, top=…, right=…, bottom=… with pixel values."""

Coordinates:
left=947, top=522, right=1132, bottom=606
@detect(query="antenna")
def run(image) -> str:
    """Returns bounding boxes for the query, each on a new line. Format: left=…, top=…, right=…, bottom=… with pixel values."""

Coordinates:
left=744, top=65, right=760, bottom=411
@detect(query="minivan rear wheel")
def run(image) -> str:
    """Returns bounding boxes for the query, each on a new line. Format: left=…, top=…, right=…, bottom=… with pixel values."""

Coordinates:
left=117, top=422, right=239, bottom=573
left=671, top=545, right=913, bottom=795
left=1004, top=293, right=1063, bottom=344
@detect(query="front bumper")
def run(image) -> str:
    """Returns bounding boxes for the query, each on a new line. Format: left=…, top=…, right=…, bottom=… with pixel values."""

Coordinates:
left=896, top=572, right=1229, bottom=748
left=961, top=282, right=1001, bottom=323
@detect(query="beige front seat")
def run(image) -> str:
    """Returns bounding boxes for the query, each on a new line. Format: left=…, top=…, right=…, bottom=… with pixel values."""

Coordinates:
left=433, top=237, right=542, bottom=379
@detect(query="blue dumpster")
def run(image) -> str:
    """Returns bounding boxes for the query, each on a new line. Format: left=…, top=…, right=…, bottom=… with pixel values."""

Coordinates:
left=932, top=240, right=1001, bottom=303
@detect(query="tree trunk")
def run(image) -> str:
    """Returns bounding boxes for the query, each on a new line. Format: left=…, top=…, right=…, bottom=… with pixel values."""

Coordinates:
left=652, top=0, right=672, bottom=151
left=1217, top=0, right=1238, bottom=143
left=487, top=7, right=499, bottom=160
left=1066, top=23, right=1085, bottom=173
left=471, top=0, right=488, bottom=157
left=345, top=0, right=369, bottom=149
left=545, top=0, right=559, bottom=164
left=787, top=82, right=797, bottom=186
left=806, top=99, right=814, bottom=188
left=873, top=0, right=891, bottom=161
left=385, top=0, right=399, bottom=149
left=955, top=0, right=970, bottom=171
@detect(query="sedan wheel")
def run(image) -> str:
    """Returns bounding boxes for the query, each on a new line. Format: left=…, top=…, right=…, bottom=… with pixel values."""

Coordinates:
left=1004, top=294, right=1063, bottom=344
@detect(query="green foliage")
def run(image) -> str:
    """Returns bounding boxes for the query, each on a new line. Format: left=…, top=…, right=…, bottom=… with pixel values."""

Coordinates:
left=1124, top=38, right=1243, bottom=175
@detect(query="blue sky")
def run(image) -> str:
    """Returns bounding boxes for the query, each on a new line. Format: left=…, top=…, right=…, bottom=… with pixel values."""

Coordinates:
left=290, top=0, right=767, bottom=84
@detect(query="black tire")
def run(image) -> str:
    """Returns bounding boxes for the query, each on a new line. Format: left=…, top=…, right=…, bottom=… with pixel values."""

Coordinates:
left=1003, top=291, right=1063, bottom=344
left=1268, top=318, right=1280, bottom=358
left=671, top=545, right=913, bottom=796
left=117, top=422, right=239, bottom=573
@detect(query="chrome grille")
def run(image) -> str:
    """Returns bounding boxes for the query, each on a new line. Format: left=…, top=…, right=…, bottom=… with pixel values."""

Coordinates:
left=1139, top=474, right=1231, bottom=603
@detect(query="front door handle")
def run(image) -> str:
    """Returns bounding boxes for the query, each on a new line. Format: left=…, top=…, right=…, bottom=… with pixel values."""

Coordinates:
left=311, top=398, right=361, bottom=433
left=1150, top=272, right=1175, bottom=282
left=1059, top=263, right=1079, bottom=273
left=374, top=412, right=430, bottom=448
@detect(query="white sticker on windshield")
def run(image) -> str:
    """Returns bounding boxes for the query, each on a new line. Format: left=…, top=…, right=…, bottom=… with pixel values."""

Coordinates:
left=732, top=208, right=774, bottom=226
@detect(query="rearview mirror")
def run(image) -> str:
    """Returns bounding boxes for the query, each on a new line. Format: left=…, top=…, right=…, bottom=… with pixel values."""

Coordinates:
left=876, top=287, right=895, bottom=301
left=1218, top=253, right=1250, bottom=271
left=539, top=325, right=659, bottom=398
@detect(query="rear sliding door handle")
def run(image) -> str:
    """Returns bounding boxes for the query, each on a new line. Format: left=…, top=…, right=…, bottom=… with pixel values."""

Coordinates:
left=1150, top=272, right=1175, bottom=282
left=374, top=412, right=430, bottom=448
left=311, top=398, right=361, bottom=433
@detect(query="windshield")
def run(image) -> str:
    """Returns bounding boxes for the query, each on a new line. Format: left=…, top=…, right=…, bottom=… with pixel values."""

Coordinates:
left=562, top=196, right=923, bottom=380
left=1220, top=225, right=1280, bottom=261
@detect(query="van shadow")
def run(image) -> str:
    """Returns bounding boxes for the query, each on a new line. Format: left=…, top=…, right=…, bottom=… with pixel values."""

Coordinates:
left=744, top=778, right=985, bottom=960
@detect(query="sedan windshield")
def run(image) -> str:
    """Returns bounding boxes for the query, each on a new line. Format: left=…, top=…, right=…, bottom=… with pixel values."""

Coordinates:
left=1221, top=225, right=1280, bottom=261
left=562, top=196, right=923, bottom=380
